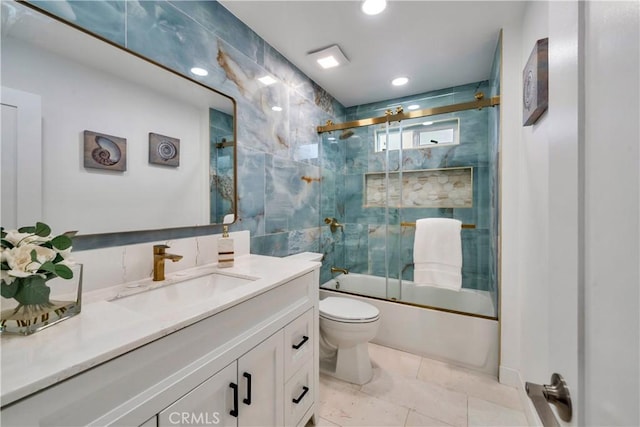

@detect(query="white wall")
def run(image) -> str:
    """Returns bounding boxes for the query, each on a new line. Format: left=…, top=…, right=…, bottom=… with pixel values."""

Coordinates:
left=1, top=88, right=43, bottom=229
left=501, top=1, right=640, bottom=425
left=583, top=2, right=639, bottom=425
left=500, top=1, right=581, bottom=424
left=2, top=37, right=211, bottom=235
left=498, top=15, right=524, bottom=388
left=501, top=0, right=580, bottom=370
left=518, top=0, right=555, bottom=387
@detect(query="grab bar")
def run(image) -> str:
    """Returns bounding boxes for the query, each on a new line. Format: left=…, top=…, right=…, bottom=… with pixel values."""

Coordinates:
left=400, top=221, right=476, bottom=229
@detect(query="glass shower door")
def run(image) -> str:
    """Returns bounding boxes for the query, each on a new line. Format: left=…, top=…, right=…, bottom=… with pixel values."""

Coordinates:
left=319, top=105, right=499, bottom=319
left=392, top=106, right=498, bottom=319
left=319, top=121, right=401, bottom=302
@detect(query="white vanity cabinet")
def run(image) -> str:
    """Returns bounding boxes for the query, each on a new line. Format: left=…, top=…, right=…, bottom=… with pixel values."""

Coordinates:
left=158, top=330, right=284, bottom=427
left=158, top=362, right=238, bottom=427
left=156, top=309, right=317, bottom=427
left=283, top=309, right=315, bottom=426
left=0, top=265, right=319, bottom=427
left=236, top=331, right=284, bottom=426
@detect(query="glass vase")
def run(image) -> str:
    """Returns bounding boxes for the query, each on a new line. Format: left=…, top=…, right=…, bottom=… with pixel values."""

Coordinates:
left=0, top=264, right=82, bottom=335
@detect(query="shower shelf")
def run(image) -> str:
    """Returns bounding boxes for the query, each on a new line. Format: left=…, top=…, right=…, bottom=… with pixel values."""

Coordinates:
left=364, top=167, right=473, bottom=209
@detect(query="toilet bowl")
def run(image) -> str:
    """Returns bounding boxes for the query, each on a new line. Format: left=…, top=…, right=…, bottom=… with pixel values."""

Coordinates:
left=319, top=296, right=380, bottom=385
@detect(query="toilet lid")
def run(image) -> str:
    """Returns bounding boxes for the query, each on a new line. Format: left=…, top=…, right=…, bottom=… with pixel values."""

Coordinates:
left=319, top=297, right=380, bottom=322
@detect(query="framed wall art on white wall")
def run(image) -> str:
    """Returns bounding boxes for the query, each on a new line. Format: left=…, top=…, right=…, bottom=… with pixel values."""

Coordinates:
left=523, top=37, right=549, bottom=126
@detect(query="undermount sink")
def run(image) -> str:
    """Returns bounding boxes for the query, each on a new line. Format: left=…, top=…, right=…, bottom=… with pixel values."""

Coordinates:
left=109, top=272, right=257, bottom=317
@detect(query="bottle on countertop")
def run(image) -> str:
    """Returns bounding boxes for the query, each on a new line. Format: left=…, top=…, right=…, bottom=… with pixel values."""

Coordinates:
left=218, top=214, right=235, bottom=268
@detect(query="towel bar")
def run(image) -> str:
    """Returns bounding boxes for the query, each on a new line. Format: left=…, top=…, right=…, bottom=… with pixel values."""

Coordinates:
left=400, top=221, right=476, bottom=229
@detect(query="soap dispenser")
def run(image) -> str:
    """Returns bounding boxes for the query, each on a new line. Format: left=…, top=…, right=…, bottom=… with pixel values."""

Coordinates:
left=218, top=214, right=235, bottom=268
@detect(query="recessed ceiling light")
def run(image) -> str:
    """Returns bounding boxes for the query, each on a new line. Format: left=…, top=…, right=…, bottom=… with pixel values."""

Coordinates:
left=258, top=75, right=277, bottom=86
left=317, top=55, right=340, bottom=69
left=362, top=0, right=386, bottom=15
left=190, top=67, right=208, bottom=76
left=392, top=76, right=409, bottom=86
left=308, top=45, right=349, bottom=69
left=408, top=104, right=420, bottom=110
left=272, top=106, right=283, bottom=112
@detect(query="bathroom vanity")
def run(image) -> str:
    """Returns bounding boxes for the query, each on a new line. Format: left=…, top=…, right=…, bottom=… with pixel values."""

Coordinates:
left=0, top=255, right=320, bottom=427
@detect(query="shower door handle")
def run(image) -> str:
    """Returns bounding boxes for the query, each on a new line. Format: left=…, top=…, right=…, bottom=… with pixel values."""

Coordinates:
left=525, top=373, right=572, bottom=427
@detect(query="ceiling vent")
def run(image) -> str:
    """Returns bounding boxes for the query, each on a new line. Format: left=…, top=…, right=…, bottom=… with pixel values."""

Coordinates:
left=307, top=44, right=349, bottom=70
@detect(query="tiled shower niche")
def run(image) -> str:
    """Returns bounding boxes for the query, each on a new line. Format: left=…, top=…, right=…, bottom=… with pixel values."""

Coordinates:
left=364, top=167, right=473, bottom=208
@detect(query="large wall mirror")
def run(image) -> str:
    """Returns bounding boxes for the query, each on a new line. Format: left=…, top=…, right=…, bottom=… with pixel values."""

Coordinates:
left=1, top=1, right=236, bottom=239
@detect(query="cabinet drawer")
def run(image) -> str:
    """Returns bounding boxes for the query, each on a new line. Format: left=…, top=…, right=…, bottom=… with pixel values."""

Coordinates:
left=283, top=308, right=314, bottom=379
left=284, top=360, right=314, bottom=427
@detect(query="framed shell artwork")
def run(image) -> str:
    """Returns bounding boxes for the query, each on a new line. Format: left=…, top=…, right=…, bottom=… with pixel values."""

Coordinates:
left=522, top=37, right=549, bottom=126
left=149, top=132, right=180, bottom=167
left=83, top=130, right=126, bottom=171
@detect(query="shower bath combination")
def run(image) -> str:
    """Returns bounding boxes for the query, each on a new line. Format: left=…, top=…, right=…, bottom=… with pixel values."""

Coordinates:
left=317, top=81, right=501, bottom=375
left=319, top=274, right=498, bottom=375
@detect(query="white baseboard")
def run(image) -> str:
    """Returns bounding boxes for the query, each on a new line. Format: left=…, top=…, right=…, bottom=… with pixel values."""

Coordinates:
left=499, top=366, right=542, bottom=427
left=498, top=365, right=521, bottom=387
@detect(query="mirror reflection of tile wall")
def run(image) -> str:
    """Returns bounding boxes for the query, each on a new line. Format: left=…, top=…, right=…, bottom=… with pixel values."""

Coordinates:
left=24, top=0, right=343, bottom=251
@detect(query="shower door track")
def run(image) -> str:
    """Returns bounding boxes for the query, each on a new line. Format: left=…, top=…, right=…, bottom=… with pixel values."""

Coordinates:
left=316, top=94, right=500, bottom=134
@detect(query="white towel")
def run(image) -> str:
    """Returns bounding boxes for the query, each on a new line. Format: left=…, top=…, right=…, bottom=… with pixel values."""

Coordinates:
left=413, top=218, right=463, bottom=290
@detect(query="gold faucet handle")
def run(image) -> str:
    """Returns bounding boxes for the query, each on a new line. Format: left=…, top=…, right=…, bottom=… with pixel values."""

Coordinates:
left=153, top=244, right=170, bottom=254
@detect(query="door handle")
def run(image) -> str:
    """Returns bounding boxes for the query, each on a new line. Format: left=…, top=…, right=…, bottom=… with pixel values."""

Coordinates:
left=525, top=373, right=572, bottom=426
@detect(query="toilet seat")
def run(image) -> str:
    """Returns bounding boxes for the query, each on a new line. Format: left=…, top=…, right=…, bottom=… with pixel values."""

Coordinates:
left=319, top=297, right=380, bottom=323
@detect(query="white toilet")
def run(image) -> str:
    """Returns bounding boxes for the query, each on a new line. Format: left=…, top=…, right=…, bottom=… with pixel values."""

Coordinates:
left=319, top=296, right=380, bottom=385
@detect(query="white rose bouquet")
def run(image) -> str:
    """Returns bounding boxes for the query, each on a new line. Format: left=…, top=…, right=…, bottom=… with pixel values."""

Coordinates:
left=1, top=222, right=76, bottom=307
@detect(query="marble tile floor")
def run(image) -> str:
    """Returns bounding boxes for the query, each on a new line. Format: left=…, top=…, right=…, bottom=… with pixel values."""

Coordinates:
left=310, top=343, right=528, bottom=427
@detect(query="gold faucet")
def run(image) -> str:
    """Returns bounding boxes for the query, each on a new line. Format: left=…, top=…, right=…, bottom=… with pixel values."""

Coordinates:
left=324, top=217, right=344, bottom=233
left=331, top=267, right=349, bottom=275
left=153, top=244, right=183, bottom=281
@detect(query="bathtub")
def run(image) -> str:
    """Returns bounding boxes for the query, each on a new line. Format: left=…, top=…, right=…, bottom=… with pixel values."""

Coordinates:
left=320, top=273, right=499, bottom=375
left=321, top=273, right=496, bottom=318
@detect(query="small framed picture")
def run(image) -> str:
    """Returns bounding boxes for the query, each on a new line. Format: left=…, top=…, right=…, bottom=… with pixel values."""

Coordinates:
left=149, top=132, right=180, bottom=167
left=522, top=38, right=549, bottom=126
left=83, top=130, right=126, bottom=171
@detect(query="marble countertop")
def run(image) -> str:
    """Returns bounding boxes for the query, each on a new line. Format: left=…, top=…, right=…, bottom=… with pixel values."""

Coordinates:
left=0, top=254, right=319, bottom=406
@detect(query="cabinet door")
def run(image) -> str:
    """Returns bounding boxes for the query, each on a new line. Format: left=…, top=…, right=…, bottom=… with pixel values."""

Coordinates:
left=158, top=362, right=238, bottom=427
left=238, top=330, right=284, bottom=427
left=139, top=415, right=157, bottom=427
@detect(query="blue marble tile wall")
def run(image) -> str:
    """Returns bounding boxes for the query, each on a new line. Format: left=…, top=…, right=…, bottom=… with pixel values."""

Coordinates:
left=209, top=108, right=234, bottom=224
left=320, top=81, right=499, bottom=293
left=28, top=0, right=345, bottom=255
